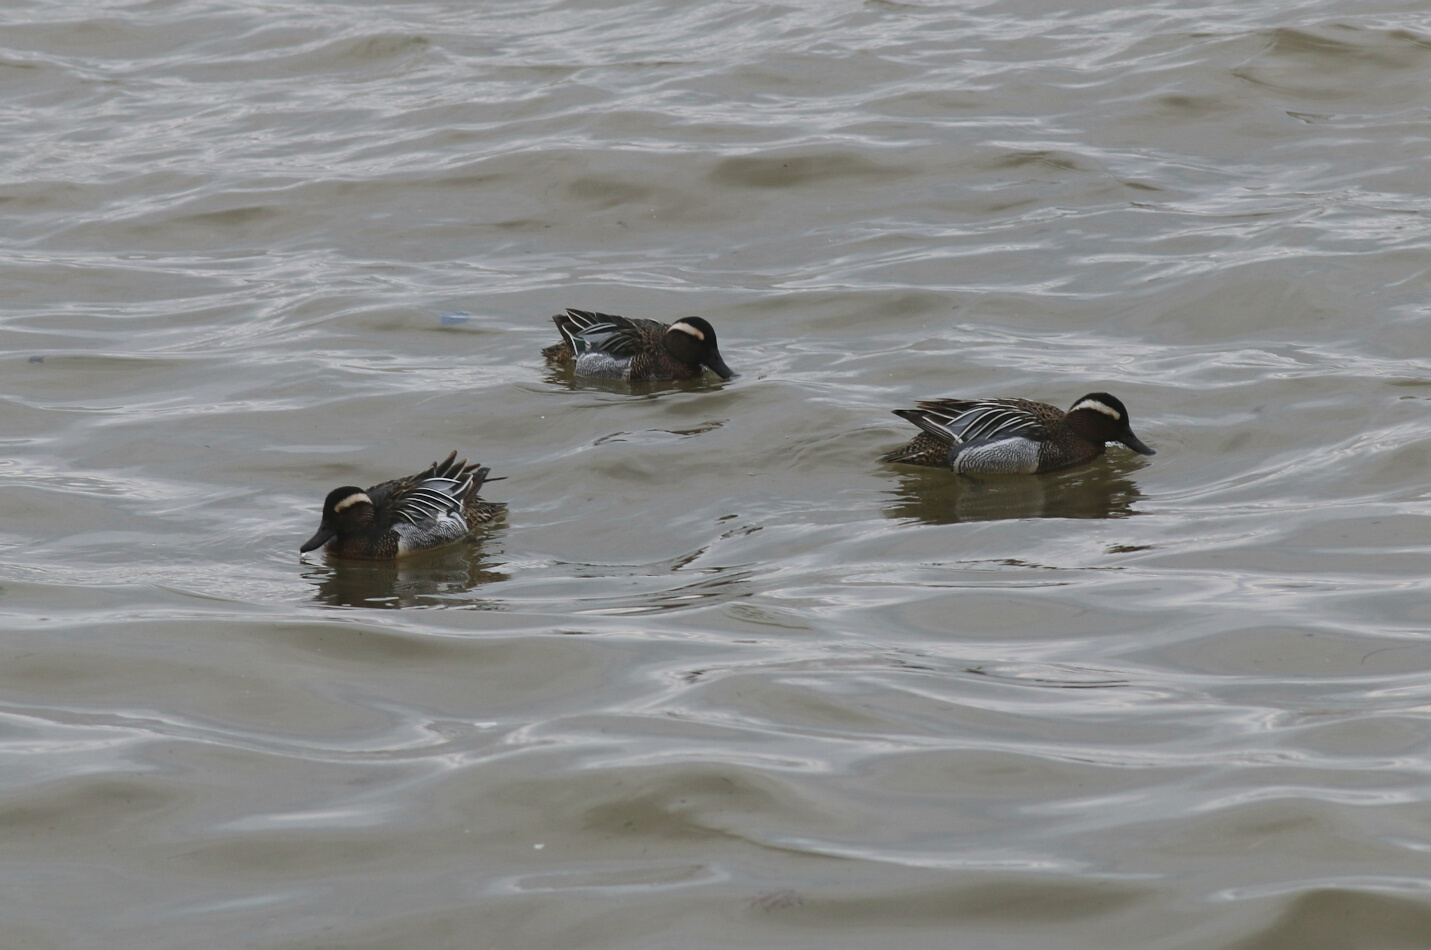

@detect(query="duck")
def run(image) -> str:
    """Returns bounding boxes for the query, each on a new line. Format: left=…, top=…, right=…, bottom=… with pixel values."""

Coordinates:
left=541, top=308, right=735, bottom=381
left=882, top=392, right=1155, bottom=475
left=300, top=451, right=504, bottom=559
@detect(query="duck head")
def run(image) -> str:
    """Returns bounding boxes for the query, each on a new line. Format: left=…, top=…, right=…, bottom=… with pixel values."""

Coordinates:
left=300, top=486, right=374, bottom=553
left=664, top=317, right=736, bottom=379
left=1066, top=393, right=1155, bottom=456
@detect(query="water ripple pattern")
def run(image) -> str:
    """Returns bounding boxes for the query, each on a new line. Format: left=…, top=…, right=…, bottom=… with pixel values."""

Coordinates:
left=3, top=0, right=1431, bottom=947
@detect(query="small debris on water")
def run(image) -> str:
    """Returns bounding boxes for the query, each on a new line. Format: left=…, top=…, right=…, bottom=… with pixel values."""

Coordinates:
left=750, top=889, right=802, bottom=912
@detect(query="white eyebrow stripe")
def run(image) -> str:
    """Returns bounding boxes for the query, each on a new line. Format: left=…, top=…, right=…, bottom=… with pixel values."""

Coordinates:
left=333, top=492, right=372, bottom=513
left=669, top=322, right=704, bottom=341
left=1070, top=398, right=1121, bottom=419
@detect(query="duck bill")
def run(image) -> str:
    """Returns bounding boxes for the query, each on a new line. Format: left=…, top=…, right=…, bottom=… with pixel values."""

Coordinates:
left=300, top=525, right=336, bottom=554
left=1120, top=431, right=1156, bottom=456
left=703, top=351, right=737, bottom=379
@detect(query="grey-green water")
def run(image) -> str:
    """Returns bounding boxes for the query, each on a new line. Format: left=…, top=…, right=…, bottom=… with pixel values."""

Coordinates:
left=5, top=1, right=1431, bottom=947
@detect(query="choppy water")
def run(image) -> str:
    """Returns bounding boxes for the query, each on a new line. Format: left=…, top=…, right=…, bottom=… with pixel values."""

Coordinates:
left=5, top=0, right=1431, bottom=947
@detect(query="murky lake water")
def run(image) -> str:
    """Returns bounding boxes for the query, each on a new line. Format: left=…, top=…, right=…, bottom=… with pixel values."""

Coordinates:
left=6, top=0, right=1431, bottom=946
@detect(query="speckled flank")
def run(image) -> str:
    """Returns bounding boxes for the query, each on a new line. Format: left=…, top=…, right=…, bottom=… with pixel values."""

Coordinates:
left=953, top=437, right=1043, bottom=475
left=572, top=351, right=632, bottom=379
left=879, top=432, right=949, bottom=468
left=393, top=509, right=471, bottom=554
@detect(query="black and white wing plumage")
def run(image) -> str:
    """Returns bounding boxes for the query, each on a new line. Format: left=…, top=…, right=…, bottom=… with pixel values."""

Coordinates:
left=556, top=309, right=663, bottom=358
left=390, top=475, right=471, bottom=526
left=364, top=451, right=486, bottom=548
left=889, top=398, right=1054, bottom=474
left=895, top=398, right=1052, bottom=445
left=386, top=470, right=474, bottom=552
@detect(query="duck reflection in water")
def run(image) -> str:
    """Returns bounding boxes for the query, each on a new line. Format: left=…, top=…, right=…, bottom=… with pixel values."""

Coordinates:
left=541, top=366, right=736, bottom=397
left=884, top=460, right=1145, bottom=525
left=305, top=547, right=507, bottom=609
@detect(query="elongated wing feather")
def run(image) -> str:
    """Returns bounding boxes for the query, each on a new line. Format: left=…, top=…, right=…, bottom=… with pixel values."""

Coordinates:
left=391, top=477, right=471, bottom=526
left=892, top=408, right=961, bottom=446
left=363, top=451, right=491, bottom=533
left=559, top=309, right=664, bottom=358
left=902, top=398, right=1051, bottom=445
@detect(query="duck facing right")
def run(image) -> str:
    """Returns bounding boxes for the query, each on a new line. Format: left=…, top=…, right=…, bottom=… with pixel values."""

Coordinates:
left=882, top=392, right=1155, bottom=476
left=541, top=308, right=735, bottom=382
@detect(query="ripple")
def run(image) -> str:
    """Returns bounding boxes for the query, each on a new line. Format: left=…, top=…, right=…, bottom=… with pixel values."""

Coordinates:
left=5, top=0, right=1431, bottom=945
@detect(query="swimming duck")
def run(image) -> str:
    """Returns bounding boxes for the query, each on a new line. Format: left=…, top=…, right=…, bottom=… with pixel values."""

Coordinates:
left=541, top=308, right=735, bottom=381
left=882, top=393, right=1155, bottom=475
left=300, top=451, right=504, bottom=559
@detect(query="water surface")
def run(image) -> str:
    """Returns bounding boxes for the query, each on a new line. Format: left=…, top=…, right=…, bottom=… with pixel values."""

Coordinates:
left=4, top=0, right=1431, bottom=947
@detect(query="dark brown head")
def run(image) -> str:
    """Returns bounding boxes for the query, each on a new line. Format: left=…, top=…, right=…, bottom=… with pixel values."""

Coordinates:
left=664, top=317, right=736, bottom=379
left=300, top=486, right=374, bottom=554
left=1065, top=393, right=1155, bottom=456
